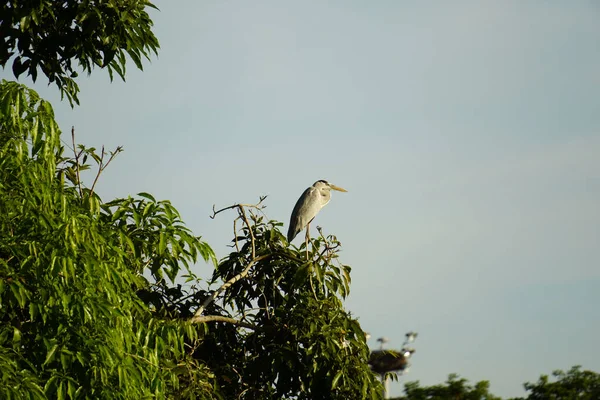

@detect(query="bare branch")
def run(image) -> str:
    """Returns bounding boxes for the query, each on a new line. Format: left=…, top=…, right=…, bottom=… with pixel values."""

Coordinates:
left=191, top=254, right=269, bottom=319
left=190, top=315, right=259, bottom=330
left=71, top=127, right=83, bottom=197
left=210, top=196, right=267, bottom=219
left=315, top=226, right=341, bottom=262
left=233, top=218, right=240, bottom=252
left=239, top=206, right=256, bottom=258
left=309, top=273, right=318, bottom=300
left=316, top=226, right=326, bottom=243
left=88, top=145, right=105, bottom=198
left=89, top=145, right=123, bottom=199
left=238, top=388, right=251, bottom=399
left=193, top=197, right=269, bottom=320
left=261, top=290, right=271, bottom=320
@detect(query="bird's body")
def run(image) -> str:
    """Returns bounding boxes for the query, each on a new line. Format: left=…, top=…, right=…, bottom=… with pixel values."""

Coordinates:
left=287, top=180, right=347, bottom=243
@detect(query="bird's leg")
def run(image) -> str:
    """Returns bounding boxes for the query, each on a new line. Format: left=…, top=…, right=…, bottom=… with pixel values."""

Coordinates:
left=305, top=222, right=311, bottom=259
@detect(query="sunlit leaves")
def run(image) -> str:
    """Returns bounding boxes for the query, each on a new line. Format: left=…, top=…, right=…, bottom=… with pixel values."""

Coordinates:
left=0, top=80, right=380, bottom=399
left=398, top=375, right=503, bottom=400
left=0, top=82, right=217, bottom=399
left=198, top=211, right=382, bottom=399
left=101, top=194, right=217, bottom=282
left=516, top=366, right=600, bottom=400
left=0, top=1, right=160, bottom=105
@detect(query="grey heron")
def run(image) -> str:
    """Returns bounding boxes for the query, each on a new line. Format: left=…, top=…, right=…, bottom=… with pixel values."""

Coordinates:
left=287, top=180, right=347, bottom=249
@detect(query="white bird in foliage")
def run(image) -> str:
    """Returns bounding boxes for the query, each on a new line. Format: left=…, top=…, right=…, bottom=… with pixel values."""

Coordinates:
left=287, top=180, right=347, bottom=247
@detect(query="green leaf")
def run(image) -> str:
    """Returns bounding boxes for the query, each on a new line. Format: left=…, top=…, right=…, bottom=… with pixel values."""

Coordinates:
left=43, top=344, right=59, bottom=366
left=158, top=232, right=166, bottom=255
left=138, top=192, right=156, bottom=202
left=13, top=327, right=22, bottom=345
left=331, top=370, right=343, bottom=389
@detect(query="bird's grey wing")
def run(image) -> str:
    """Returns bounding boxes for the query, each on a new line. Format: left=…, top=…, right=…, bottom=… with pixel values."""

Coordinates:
left=287, top=187, right=322, bottom=242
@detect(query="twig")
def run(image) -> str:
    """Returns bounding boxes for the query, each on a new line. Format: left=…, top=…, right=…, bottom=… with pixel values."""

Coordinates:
left=192, top=197, right=269, bottom=321
left=261, top=290, right=271, bottom=320
left=191, top=254, right=269, bottom=319
left=316, top=226, right=327, bottom=244
left=309, top=273, right=318, bottom=301
left=71, top=127, right=83, bottom=197
left=239, top=206, right=256, bottom=258
left=190, top=315, right=259, bottom=330
left=89, top=145, right=105, bottom=197
left=89, top=146, right=122, bottom=199
left=233, top=218, right=240, bottom=252
left=315, top=226, right=341, bottom=263
left=210, top=196, right=267, bottom=219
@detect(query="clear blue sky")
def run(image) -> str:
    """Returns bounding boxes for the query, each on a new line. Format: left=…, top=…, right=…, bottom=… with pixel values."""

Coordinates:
left=4, top=1, right=599, bottom=397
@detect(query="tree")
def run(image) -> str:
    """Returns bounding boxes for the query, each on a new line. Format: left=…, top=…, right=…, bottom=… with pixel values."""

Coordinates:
left=0, top=2, right=383, bottom=397
left=513, top=366, right=600, bottom=400
left=0, top=80, right=218, bottom=399
left=187, top=200, right=380, bottom=399
left=0, top=79, right=382, bottom=398
left=392, top=374, right=502, bottom=400
left=0, top=0, right=159, bottom=105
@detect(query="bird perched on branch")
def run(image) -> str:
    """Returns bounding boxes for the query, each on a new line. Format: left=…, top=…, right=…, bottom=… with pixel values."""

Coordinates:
left=287, top=180, right=347, bottom=248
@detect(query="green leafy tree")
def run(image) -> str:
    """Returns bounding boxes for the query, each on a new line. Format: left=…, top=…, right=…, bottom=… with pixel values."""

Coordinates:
left=0, top=80, right=382, bottom=398
left=512, top=366, right=600, bottom=400
left=0, top=80, right=217, bottom=399
left=0, top=0, right=159, bottom=104
left=187, top=200, right=380, bottom=399
left=0, top=2, right=383, bottom=397
left=393, top=374, right=501, bottom=400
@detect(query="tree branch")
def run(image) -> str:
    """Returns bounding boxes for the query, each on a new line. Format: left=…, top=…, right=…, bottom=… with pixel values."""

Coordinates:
left=239, top=206, right=256, bottom=258
left=190, top=315, right=259, bottom=330
left=191, top=198, right=269, bottom=321
left=71, top=127, right=83, bottom=197
left=88, top=145, right=105, bottom=198
left=89, top=145, right=122, bottom=199
left=191, top=254, right=269, bottom=319
left=210, top=196, right=267, bottom=219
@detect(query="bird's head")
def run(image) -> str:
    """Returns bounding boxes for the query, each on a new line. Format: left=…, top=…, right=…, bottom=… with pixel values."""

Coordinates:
left=314, top=180, right=348, bottom=192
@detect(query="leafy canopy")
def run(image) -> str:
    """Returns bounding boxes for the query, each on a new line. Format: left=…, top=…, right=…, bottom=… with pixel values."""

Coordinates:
left=0, top=79, right=383, bottom=398
left=392, top=367, right=600, bottom=400
left=189, top=200, right=380, bottom=399
left=0, top=2, right=385, bottom=397
left=0, top=80, right=217, bottom=399
left=393, top=374, right=501, bottom=400
left=514, top=366, right=600, bottom=400
left=0, top=0, right=381, bottom=400
left=0, top=0, right=159, bottom=105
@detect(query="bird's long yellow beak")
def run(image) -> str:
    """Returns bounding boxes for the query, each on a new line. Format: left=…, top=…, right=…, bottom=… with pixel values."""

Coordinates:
left=330, top=184, right=348, bottom=192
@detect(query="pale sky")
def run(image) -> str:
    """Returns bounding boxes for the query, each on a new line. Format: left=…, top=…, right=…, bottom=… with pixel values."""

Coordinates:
left=5, top=1, right=600, bottom=397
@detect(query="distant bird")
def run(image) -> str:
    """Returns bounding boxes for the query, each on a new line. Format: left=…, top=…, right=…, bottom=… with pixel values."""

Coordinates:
left=287, top=180, right=347, bottom=247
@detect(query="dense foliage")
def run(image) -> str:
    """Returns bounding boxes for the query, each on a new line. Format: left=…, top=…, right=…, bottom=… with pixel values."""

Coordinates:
left=3, top=3, right=597, bottom=399
left=391, top=367, right=600, bottom=400
left=514, top=366, right=600, bottom=400
left=190, top=204, right=379, bottom=399
left=0, top=2, right=383, bottom=397
left=0, top=80, right=217, bottom=398
left=0, top=80, right=382, bottom=398
left=0, top=0, right=159, bottom=104
left=392, top=374, right=501, bottom=400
